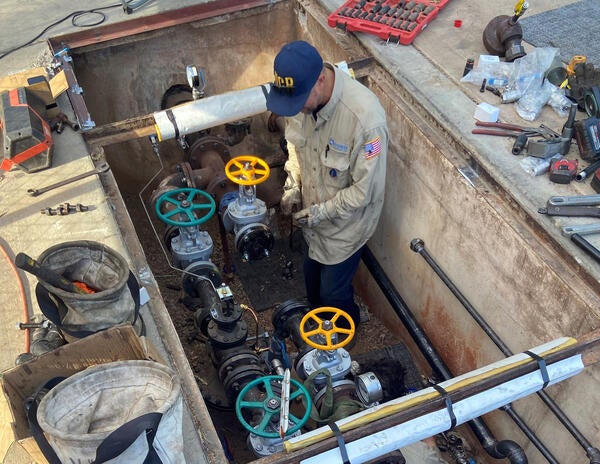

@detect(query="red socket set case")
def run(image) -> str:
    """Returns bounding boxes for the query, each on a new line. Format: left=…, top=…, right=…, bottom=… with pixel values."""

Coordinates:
left=327, top=0, right=450, bottom=45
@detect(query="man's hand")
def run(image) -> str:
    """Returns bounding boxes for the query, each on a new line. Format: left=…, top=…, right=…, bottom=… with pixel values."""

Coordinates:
left=280, top=187, right=301, bottom=215
left=293, top=204, right=324, bottom=227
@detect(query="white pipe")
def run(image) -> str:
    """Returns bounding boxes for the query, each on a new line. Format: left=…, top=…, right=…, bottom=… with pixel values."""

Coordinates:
left=293, top=337, right=585, bottom=464
left=153, top=84, right=272, bottom=141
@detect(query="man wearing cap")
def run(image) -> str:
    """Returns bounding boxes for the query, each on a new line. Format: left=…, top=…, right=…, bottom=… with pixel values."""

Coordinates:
left=266, top=40, right=388, bottom=329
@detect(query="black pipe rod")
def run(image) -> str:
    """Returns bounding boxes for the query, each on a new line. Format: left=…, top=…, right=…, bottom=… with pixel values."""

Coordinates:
left=362, top=246, right=527, bottom=463
left=502, top=404, right=559, bottom=464
left=571, top=233, right=600, bottom=264
left=410, top=237, right=600, bottom=461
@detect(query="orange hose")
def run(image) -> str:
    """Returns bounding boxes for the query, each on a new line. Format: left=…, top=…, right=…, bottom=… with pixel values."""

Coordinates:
left=0, top=241, right=30, bottom=353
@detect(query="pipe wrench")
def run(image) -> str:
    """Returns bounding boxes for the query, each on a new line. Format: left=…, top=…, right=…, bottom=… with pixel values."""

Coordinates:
left=539, top=194, right=600, bottom=217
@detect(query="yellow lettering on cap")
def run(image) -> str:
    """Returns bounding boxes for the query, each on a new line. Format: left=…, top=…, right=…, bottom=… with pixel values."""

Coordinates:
left=274, top=73, right=294, bottom=89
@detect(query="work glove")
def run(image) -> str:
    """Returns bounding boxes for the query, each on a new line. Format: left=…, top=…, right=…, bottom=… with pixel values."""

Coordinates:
left=293, top=204, right=325, bottom=228
left=280, top=186, right=302, bottom=216
left=568, top=63, right=600, bottom=110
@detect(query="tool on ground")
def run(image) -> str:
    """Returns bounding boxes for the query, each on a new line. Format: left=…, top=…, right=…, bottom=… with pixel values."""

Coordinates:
left=279, top=368, right=291, bottom=439
left=0, top=87, right=54, bottom=173
left=41, top=203, right=90, bottom=216
left=549, top=159, right=578, bottom=184
left=512, top=133, right=528, bottom=155
left=49, top=112, right=80, bottom=134
left=574, top=116, right=600, bottom=161
left=571, top=233, right=600, bottom=264
left=538, top=194, right=600, bottom=218
left=462, top=58, right=474, bottom=78
left=527, top=103, right=577, bottom=158
left=568, top=61, right=600, bottom=111
left=27, top=162, right=110, bottom=197
left=482, top=0, right=528, bottom=62
left=562, top=223, right=600, bottom=236
left=15, top=252, right=89, bottom=294
left=575, top=158, right=600, bottom=182
left=566, top=56, right=587, bottom=77
left=472, top=120, right=559, bottom=140
left=592, top=170, right=600, bottom=193
left=584, top=86, right=600, bottom=118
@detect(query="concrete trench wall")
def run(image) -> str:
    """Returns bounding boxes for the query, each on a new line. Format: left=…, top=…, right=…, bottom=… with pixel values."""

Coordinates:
left=353, top=65, right=600, bottom=463
left=65, top=0, right=600, bottom=462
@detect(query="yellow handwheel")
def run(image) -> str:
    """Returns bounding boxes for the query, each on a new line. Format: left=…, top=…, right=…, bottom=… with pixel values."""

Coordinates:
left=225, top=155, right=270, bottom=186
left=299, top=307, right=355, bottom=350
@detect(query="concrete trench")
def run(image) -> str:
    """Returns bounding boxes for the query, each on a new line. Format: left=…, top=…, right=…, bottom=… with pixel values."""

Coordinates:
left=46, top=0, right=600, bottom=462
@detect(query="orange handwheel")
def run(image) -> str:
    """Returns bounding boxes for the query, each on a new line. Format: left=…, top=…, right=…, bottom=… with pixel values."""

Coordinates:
left=225, top=155, right=270, bottom=186
left=299, top=307, right=355, bottom=350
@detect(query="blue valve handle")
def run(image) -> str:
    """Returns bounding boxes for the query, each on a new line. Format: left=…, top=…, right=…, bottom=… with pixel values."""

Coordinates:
left=155, top=188, right=216, bottom=227
left=235, top=375, right=312, bottom=438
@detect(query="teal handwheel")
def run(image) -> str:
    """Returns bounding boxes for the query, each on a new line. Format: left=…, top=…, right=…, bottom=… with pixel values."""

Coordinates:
left=235, top=375, right=312, bottom=438
left=155, top=188, right=215, bottom=227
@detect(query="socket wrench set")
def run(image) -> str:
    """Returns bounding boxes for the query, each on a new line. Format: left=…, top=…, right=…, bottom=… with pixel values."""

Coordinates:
left=327, top=0, right=450, bottom=45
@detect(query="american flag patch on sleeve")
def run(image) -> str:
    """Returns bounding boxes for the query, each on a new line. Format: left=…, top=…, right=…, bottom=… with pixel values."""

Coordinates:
left=364, top=137, right=382, bottom=159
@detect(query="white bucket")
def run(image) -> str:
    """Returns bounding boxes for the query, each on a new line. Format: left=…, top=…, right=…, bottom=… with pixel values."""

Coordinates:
left=36, top=360, right=186, bottom=463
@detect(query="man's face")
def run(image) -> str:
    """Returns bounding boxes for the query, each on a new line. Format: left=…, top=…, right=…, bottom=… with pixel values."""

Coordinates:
left=300, top=74, right=323, bottom=114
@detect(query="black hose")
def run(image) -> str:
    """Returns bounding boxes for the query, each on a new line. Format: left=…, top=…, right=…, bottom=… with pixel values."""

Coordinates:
left=361, top=246, right=528, bottom=464
left=410, top=237, right=600, bottom=462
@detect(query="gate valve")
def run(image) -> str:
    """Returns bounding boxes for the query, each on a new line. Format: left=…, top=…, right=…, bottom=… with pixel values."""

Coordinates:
left=299, top=307, right=355, bottom=351
left=235, top=375, right=311, bottom=438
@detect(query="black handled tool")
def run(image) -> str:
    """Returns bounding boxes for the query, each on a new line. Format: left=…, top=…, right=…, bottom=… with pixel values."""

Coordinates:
left=15, top=252, right=87, bottom=294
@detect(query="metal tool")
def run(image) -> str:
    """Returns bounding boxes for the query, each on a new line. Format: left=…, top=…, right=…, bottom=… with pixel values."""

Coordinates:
left=528, top=103, right=577, bottom=158
left=571, top=233, right=600, bottom=264
left=279, top=368, right=291, bottom=439
left=27, top=162, right=110, bottom=197
left=41, top=203, right=90, bottom=216
left=548, top=194, right=600, bottom=206
left=539, top=194, right=600, bottom=218
left=472, top=120, right=560, bottom=140
left=15, top=252, right=88, bottom=294
left=562, top=223, right=600, bottom=236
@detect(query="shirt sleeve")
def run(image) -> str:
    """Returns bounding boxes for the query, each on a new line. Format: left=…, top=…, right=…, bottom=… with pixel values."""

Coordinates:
left=322, top=124, right=388, bottom=221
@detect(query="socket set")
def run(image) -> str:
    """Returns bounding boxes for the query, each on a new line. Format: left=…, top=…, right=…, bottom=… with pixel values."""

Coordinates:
left=327, top=0, right=450, bottom=45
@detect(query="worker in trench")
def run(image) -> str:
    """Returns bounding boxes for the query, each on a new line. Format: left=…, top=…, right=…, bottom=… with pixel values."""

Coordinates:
left=266, top=40, right=388, bottom=329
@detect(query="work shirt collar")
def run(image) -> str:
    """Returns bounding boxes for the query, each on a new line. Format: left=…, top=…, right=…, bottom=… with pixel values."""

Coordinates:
left=314, top=63, right=343, bottom=125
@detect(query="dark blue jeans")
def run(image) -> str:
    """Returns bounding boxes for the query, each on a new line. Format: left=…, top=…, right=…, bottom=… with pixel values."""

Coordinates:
left=302, top=242, right=364, bottom=327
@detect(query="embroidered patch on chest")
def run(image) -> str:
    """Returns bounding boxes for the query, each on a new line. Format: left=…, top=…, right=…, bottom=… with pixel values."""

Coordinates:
left=364, top=137, right=382, bottom=159
left=329, top=138, right=348, bottom=153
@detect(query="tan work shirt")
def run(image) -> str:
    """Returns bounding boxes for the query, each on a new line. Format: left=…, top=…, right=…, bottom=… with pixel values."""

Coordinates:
left=284, top=65, right=388, bottom=265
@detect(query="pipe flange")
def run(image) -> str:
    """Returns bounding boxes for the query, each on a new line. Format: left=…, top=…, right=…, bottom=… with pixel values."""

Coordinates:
left=272, top=298, right=310, bottom=333
left=188, top=135, right=230, bottom=169
left=235, top=223, right=274, bottom=261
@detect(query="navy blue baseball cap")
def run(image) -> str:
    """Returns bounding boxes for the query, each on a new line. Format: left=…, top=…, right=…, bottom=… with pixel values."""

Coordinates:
left=266, top=41, right=323, bottom=117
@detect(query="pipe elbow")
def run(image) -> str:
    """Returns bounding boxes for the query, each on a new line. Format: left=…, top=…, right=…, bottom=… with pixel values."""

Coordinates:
left=484, top=439, right=527, bottom=463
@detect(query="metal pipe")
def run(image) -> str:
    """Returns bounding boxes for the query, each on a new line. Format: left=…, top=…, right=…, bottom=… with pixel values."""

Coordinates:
left=571, top=233, right=600, bottom=265
left=410, top=237, right=600, bottom=463
left=361, top=246, right=527, bottom=463
left=153, top=84, right=272, bottom=142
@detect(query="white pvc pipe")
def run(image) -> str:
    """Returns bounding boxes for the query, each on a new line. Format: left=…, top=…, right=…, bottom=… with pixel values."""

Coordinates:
left=294, top=337, right=585, bottom=464
left=153, top=84, right=272, bottom=141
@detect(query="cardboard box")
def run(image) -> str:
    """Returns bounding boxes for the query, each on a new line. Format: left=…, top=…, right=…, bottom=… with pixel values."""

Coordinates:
left=1, top=325, right=164, bottom=463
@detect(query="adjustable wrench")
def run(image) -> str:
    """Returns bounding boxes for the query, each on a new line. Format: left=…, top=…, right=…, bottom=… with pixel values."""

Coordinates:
left=27, top=162, right=110, bottom=197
